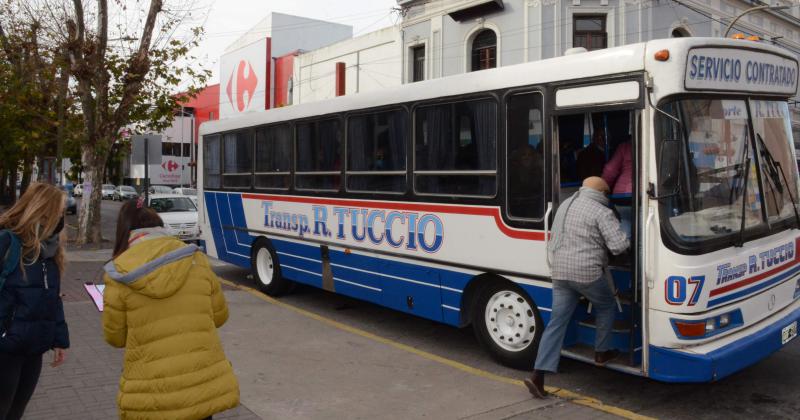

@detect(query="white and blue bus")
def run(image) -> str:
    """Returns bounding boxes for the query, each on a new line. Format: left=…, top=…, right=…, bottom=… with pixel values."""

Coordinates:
left=198, top=37, right=800, bottom=382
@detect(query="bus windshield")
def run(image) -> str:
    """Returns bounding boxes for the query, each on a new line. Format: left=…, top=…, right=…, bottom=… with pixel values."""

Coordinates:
left=657, top=98, right=800, bottom=246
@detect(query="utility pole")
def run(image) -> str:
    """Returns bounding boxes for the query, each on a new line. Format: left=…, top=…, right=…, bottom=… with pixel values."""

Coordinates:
left=144, top=137, right=150, bottom=204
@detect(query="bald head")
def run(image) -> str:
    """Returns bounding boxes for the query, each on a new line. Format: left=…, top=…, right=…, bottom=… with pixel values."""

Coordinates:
left=583, top=176, right=610, bottom=194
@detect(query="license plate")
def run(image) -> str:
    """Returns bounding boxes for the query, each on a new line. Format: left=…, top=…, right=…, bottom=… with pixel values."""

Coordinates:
left=782, top=321, right=798, bottom=345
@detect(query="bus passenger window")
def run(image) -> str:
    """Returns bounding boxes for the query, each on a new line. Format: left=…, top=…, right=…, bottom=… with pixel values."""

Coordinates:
left=296, top=119, right=342, bottom=191
left=222, top=131, right=252, bottom=188
left=255, top=124, right=292, bottom=190
left=507, top=92, right=544, bottom=219
left=414, top=99, right=497, bottom=197
left=347, top=110, right=407, bottom=193
left=203, top=135, right=221, bottom=189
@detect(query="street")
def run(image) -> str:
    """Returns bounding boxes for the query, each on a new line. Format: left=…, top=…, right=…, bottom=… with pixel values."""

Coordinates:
left=42, top=200, right=800, bottom=419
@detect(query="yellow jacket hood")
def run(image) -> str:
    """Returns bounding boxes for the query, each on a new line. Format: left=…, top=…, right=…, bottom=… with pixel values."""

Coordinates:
left=103, top=233, right=197, bottom=299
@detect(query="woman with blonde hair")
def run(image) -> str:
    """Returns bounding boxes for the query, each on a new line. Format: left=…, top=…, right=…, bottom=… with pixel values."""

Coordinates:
left=103, top=199, right=239, bottom=420
left=0, top=183, right=69, bottom=420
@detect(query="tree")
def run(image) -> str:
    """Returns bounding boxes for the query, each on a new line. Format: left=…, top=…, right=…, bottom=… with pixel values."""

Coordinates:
left=60, top=0, right=208, bottom=244
left=0, top=10, right=69, bottom=202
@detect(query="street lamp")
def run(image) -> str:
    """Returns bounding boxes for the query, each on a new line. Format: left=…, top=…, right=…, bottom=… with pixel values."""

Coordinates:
left=724, top=4, right=792, bottom=38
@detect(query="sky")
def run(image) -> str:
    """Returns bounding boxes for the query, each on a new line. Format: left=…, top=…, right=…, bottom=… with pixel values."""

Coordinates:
left=188, top=0, right=401, bottom=85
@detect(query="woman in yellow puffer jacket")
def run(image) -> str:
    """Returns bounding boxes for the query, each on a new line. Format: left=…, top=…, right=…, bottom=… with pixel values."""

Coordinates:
left=102, top=199, right=239, bottom=420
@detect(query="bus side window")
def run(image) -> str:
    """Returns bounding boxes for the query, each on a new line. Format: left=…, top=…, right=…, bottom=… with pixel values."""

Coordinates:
left=506, top=92, right=545, bottom=220
left=204, top=135, right=221, bottom=189
left=414, top=99, right=497, bottom=197
left=346, top=109, right=408, bottom=193
left=296, top=119, right=342, bottom=191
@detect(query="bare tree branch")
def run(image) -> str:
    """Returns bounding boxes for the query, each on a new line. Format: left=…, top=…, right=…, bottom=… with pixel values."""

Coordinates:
left=113, top=0, right=162, bottom=125
left=71, top=0, right=85, bottom=44
left=95, top=0, right=109, bottom=129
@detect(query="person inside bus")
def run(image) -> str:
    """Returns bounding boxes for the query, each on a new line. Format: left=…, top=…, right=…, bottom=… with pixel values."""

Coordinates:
left=524, top=176, right=629, bottom=399
left=508, top=144, right=544, bottom=218
left=576, top=130, right=606, bottom=180
left=602, top=135, right=633, bottom=238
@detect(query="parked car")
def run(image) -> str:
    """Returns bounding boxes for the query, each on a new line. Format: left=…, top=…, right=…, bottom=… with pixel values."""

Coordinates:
left=172, top=187, right=197, bottom=196
left=147, top=194, right=199, bottom=242
left=149, top=185, right=173, bottom=194
left=113, top=185, right=138, bottom=201
left=73, top=184, right=83, bottom=197
left=101, top=184, right=116, bottom=199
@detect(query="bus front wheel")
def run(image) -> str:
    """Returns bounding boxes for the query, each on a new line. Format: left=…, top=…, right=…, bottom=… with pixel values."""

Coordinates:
left=251, top=238, right=290, bottom=296
left=472, top=282, right=542, bottom=370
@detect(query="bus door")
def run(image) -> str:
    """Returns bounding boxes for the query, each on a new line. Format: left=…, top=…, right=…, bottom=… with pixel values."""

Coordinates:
left=551, top=79, right=645, bottom=370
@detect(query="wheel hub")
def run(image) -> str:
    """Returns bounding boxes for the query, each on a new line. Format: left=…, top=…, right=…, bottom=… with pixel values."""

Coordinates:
left=256, top=248, right=274, bottom=286
left=484, top=290, right=537, bottom=352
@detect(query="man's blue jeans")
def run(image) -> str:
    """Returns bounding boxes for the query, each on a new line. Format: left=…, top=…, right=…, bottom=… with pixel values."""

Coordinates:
left=534, top=277, right=616, bottom=373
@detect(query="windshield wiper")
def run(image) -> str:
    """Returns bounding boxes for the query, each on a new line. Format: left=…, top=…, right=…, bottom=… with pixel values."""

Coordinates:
left=757, top=134, right=800, bottom=229
left=736, top=133, right=751, bottom=248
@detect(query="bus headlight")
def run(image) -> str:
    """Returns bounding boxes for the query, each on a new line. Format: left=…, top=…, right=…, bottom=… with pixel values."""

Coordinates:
left=705, top=318, right=716, bottom=332
left=671, top=310, right=743, bottom=340
left=718, top=313, right=731, bottom=328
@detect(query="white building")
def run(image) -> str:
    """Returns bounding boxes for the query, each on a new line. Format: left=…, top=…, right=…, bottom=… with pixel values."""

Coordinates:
left=220, top=12, right=353, bottom=118
left=292, top=26, right=403, bottom=104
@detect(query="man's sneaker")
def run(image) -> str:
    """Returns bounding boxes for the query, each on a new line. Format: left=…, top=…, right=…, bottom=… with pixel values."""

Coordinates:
left=594, top=350, right=620, bottom=366
left=523, top=371, right=548, bottom=399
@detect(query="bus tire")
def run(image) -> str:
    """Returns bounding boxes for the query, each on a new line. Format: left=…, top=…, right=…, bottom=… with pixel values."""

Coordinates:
left=251, top=237, right=290, bottom=296
left=472, top=281, right=543, bottom=370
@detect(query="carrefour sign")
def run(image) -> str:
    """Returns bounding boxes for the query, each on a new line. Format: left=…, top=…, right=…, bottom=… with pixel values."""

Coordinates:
left=219, top=38, right=268, bottom=118
left=685, top=48, right=798, bottom=95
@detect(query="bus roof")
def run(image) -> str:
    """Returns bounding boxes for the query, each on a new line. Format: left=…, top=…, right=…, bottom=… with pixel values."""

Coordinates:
left=200, top=37, right=795, bottom=136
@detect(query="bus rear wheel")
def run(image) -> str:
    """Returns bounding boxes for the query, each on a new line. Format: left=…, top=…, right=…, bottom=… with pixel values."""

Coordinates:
left=472, top=282, right=542, bottom=370
left=251, top=238, right=290, bottom=296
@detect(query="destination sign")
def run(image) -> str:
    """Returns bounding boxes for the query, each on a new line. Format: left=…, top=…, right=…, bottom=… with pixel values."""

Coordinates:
left=684, top=48, right=798, bottom=95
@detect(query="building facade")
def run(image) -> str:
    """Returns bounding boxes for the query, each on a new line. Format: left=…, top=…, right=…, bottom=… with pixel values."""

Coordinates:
left=291, top=26, right=403, bottom=105
left=396, top=0, right=800, bottom=83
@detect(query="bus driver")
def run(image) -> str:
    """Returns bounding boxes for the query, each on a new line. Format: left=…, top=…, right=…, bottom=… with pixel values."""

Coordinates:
left=524, top=176, right=630, bottom=398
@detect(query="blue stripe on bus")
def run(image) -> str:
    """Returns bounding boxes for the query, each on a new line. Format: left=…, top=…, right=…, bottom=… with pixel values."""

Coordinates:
left=204, top=191, right=557, bottom=327
left=203, top=192, right=227, bottom=262
left=205, top=192, right=252, bottom=267
left=708, top=263, right=800, bottom=308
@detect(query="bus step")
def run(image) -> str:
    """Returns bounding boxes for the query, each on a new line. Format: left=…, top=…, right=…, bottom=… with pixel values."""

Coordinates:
left=562, top=344, right=643, bottom=372
left=578, top=318, right=632, bottom=333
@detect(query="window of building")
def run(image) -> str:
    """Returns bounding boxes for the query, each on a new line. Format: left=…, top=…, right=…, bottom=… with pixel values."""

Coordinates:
left=347, top=109, right=408, bottom=193
left=223, top=131, right=252, bottom=188
left=506, top=92, right=545, bottom=220
left=255, top=124, right=292, bottom=190
left=203, top=135, right=221, bottom=189
left=411, top=45, right=425, bottom=82
left=573, top=15, right=607, bottom=51
left=414, top=99, right=497, bottom=196
left=470, top=30, right=497, bottom=71
left=295, top=119, right=341, bottom=191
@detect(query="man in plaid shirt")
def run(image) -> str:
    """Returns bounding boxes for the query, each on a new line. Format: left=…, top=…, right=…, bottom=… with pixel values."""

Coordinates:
left=524, top=176, right=629, bottom=398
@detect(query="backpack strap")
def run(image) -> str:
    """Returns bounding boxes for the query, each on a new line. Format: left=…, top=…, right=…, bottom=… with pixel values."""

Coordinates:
left=0, top=230, right=21, bottom=290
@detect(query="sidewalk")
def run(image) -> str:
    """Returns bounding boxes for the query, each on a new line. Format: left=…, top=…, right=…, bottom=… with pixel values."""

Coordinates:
left=22, top=251, right=624, bottom=420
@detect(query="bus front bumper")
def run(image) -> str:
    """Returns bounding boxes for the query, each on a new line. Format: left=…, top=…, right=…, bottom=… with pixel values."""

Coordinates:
left=648, top=301, right=800, bottom=382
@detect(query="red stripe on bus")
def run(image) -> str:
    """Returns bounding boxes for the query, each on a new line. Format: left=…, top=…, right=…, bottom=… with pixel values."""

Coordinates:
left=709, top=238, right=800, bottom=297
left=240, top=193, right=545, bottom=241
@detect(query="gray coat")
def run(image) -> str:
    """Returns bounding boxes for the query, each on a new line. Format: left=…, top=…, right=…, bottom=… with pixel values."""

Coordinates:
left=547, top=187, right=629, bottom=283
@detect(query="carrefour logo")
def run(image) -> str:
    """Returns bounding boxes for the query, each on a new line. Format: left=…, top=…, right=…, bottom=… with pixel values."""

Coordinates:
left=225, top=60, right=259, bottom=112
left=161, top=160, right=179, bottom=173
